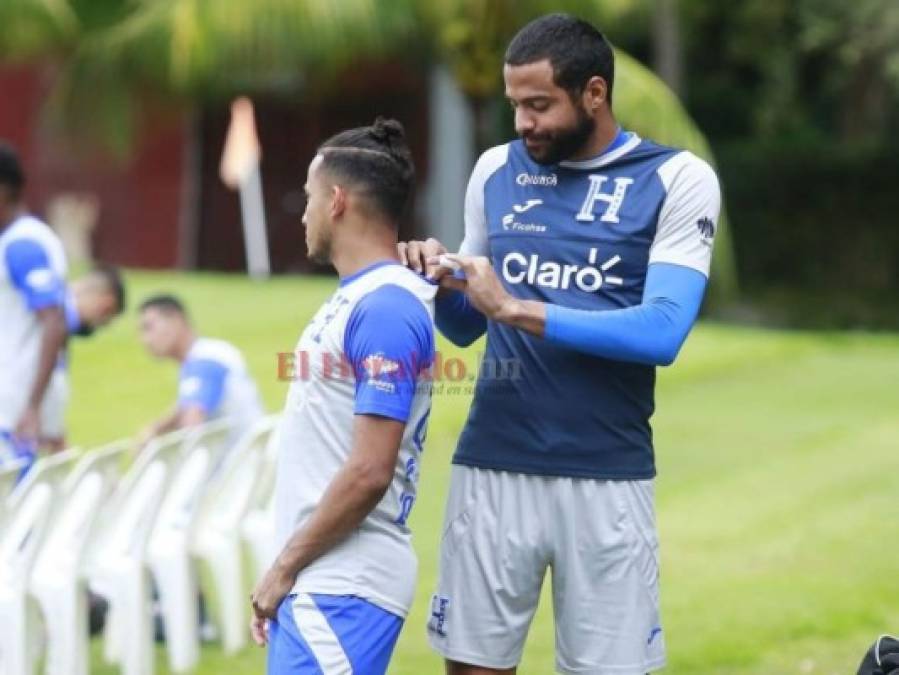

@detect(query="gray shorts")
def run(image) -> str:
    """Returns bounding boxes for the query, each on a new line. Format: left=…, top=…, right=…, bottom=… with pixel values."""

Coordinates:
left=427, top=465, right=665, bottom=675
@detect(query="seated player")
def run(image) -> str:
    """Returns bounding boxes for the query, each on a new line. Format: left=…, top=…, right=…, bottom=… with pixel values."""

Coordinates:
left=249, top=118, right=435, bottom=675
left=137, top=294, right=264, bottom=448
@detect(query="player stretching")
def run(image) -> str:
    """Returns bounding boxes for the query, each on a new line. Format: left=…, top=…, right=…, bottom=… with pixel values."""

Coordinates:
left=251, top=118, right=436, bottom=675
left=42, top=264, right=127, bottom=453
left=401, top=14, right=721, bottom=675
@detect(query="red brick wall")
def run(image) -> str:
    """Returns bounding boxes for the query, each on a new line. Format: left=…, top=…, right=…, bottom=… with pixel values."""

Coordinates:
left=0, top=61, right=430, bottom=272
left=0, top=64, right=188, bottom=268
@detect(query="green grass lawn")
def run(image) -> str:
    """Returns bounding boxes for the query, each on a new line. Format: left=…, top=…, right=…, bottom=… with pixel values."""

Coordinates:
left=69, top=270, right=899, bottom=675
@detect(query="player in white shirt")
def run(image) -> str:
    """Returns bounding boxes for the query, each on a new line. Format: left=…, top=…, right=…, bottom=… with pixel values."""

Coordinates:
left=250, top=118, right=436, bottom=675
left=137, top=294, right=265, bottom=446
left=0, top=142, right=68, bottom=473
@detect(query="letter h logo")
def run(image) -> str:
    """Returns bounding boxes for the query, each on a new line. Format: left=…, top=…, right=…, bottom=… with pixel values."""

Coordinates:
left=576, top=175, right=633, bottom=224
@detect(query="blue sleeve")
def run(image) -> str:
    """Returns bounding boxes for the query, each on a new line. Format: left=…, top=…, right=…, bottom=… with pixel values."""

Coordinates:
left=4, top=238, right=66, bottom=311
left=344, top=285, right=435, bottom=422
left=178, top=358, right=228, bottom=414
left=544, top=263, right=707, bottom=366
left=435, top=271, right=487, bottom=346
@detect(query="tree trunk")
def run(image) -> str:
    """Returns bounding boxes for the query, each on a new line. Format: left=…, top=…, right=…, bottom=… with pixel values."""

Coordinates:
left=470, top=95, right=494, bottom=155
left=652, top=0, right=684, bottom=98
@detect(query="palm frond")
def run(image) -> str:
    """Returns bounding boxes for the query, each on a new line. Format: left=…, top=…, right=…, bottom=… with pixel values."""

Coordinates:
left=0, top=0, right=79, bottom=59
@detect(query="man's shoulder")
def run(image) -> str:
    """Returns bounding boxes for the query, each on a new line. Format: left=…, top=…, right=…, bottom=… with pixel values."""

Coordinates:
left=622, top=138, right=716, bottom=180
left=653, top=149, right=719, bottom=197
left=354, top=265, right=436, bottom=313
left=471, top=142, right=515, bottom=185
left=0, top=215, right=60, bottom=252
left=187, top=337, right=245, bottom=370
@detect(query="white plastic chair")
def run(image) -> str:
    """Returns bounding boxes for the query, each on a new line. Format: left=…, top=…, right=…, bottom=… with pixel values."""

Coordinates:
left=147, top=418, right=233, bottom=673
left=30, top=440, right=129, bottom=675
left=88, top=429, right=191, bottom=675
left=192, top=415, right=278, bottom=653
left=242, top=419, right=281, bottom=580
left=0, top=458, right=29, bottom=527
left=0, top=450, right=79, bottom=675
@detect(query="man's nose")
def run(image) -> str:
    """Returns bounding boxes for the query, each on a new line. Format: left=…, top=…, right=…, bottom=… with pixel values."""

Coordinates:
left=515, top=108, right=536, bottom=135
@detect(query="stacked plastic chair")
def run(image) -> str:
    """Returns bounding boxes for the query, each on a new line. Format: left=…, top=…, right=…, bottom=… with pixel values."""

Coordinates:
left=193, top=414, right=279, bottom=654
left=0, top=416, right=288, bottom=674
left=0, top=449, right=80, bottom=675
left=0, top=458, right=30, bottom=525
left=241, top=419, right=281, bottom=580
left=147, top=417, right=233, bottom=673
left=30, top=439, right=130, bottom=675
left=88, top=428, right=193, bottom=675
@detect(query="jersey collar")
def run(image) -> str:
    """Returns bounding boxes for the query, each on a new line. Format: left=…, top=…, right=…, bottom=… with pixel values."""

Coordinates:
left=338, top=259, right=400, bottom=287
left=559, top=129, right=642, bottom=170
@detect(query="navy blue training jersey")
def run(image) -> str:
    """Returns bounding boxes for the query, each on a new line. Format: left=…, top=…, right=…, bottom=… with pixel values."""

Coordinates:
left=452, top=132, right=721, bottom=479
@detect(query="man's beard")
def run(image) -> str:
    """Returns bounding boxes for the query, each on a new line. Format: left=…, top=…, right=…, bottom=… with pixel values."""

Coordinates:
left=522, top=108, right=596, bottom=166
left=307, top=232, right=332, bottom=265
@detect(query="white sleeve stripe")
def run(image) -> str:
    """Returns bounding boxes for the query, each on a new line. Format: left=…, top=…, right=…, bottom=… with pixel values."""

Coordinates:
left=291, top=593, right=353, bottom=674
left=458, top=144, right=509, bottom=257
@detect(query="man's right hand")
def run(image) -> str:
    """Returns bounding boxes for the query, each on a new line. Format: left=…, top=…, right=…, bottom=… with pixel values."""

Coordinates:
left=398, top=238, right=451, bottom=281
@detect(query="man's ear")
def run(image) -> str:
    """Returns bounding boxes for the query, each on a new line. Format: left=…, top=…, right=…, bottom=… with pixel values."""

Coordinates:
left=584, top=75, right=608, bottom=110
left=330, top=184, right=347, bottom=220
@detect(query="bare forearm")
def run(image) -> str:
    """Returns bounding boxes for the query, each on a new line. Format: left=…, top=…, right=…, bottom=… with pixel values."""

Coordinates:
left=272, top=460, right=388, bottom=579
left=151, top=408, right=182, bottom=436
left=494, top=298, right=546, bottom=337
left=27, top=309, right=66, bottom=409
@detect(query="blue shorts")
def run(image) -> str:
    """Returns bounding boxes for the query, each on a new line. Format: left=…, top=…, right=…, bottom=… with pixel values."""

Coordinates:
left=267, top=593, right=403, bottom=675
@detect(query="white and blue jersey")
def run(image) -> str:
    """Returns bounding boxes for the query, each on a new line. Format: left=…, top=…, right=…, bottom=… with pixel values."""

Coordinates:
left=452, top=131, right=720, bottom=479
left=0, top=215, right=67, bottom=464
left=274, top=260, right=435, bottom=627
left=178, top=337, right=265, bottom=443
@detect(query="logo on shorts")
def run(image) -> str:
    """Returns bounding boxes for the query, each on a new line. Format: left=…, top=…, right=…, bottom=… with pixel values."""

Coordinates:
left=647, top=626, right=663, bottom=646
left=428, top=595, right=450, bottom=637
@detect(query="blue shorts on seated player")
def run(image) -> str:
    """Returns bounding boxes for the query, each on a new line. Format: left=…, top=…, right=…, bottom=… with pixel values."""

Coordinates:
left=268, top=594, right=403, bottom=675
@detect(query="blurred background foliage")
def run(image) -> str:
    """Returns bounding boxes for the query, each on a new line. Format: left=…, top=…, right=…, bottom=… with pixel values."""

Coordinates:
left=2, top=0, right=898, bottom=326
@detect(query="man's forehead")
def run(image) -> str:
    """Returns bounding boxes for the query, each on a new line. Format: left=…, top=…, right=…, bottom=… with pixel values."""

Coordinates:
left=306, top=153, right=325, bottom=185
left=141, top=306, right=173, bottom=321
left=504, top=59, right=557, bottom=94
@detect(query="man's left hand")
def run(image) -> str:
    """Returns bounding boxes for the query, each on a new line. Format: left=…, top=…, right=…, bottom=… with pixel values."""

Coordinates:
left=430, top=254, right=519, bottom=322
